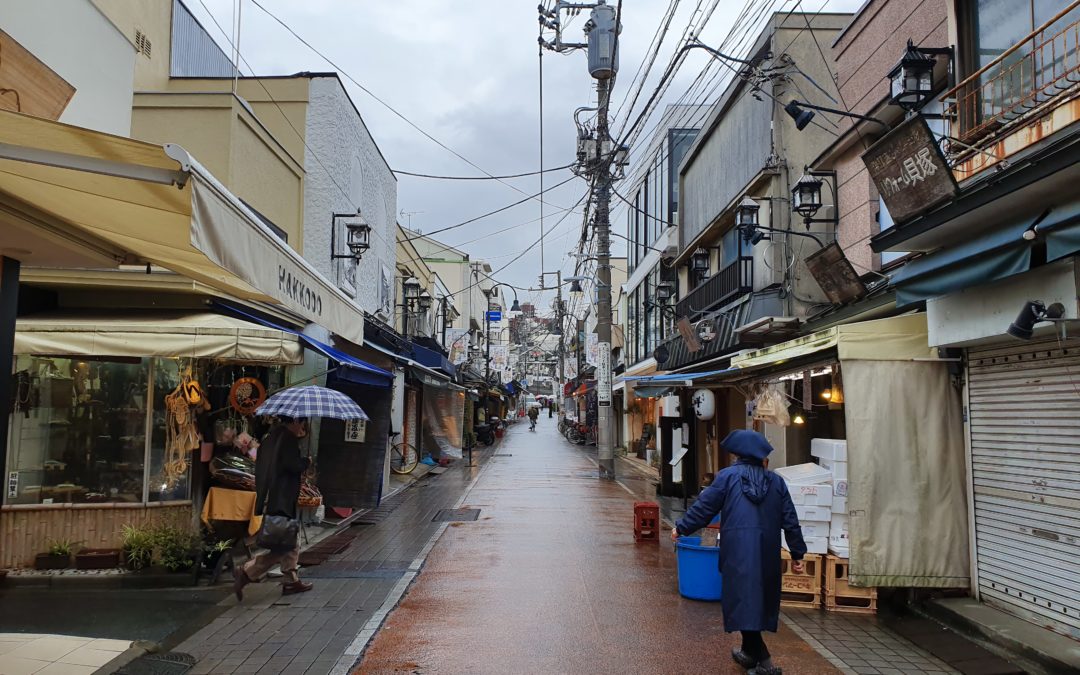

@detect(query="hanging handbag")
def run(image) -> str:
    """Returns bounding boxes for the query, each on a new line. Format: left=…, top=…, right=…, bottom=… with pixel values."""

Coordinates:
left=254, top=460, right=299, bottom=552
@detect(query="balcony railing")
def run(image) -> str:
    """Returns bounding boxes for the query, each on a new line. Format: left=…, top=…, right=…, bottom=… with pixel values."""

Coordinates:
left=676, top=256, right=753, bottom=321
left=945, top=2, right=1080, bottom=151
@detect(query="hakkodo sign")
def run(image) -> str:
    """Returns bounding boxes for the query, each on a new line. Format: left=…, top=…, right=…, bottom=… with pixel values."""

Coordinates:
left=862, top=116, right=957, bottom=225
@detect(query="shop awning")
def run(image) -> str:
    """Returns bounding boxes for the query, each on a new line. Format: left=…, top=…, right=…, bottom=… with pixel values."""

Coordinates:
left=0, top=110, right=364, bottom=344
left=13, top=311, right=303, bottom=364
left=730, top=313, right=934, bottom=370
left=891, top=218, right=1033, bottom=309
left=632, top=386, right=671, bottom=398
left=631, top=367, right=738, bottom=388
left=219, top=306, right=391, bottom=387
left=410, top=342, right=456, bottom=379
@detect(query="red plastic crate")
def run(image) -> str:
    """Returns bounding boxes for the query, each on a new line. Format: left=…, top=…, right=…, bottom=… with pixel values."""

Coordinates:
left=634, top=501, right=660, bottom=542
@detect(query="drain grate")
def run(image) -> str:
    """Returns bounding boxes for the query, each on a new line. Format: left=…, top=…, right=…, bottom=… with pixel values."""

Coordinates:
left=116, top=652, right=196, bottom=675
left=433, top=508, right=481, bottom=522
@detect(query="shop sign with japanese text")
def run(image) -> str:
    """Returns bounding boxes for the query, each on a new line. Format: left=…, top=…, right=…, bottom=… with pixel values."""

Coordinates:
left=597, top=343, right=612, bottom=405
left=861, top=116, right=957, bottom=224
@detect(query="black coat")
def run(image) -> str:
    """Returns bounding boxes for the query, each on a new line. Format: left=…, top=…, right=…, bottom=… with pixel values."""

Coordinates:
left=254, top=425, right=310, bottom=518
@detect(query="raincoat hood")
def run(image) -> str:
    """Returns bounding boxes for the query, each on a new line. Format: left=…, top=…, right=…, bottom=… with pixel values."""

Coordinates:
left=737, top=460, right=771, bottom=504
left=721, top=429, right=774, bottom=461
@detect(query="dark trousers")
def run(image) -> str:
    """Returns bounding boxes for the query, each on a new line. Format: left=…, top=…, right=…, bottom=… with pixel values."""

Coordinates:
left=741, top=631, right=770, bottom=662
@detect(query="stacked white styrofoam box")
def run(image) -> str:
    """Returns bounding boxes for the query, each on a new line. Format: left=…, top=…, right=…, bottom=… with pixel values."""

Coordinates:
left=776, top=463, right=833, bottom=555
left=812, top=439, right=850, bottom=556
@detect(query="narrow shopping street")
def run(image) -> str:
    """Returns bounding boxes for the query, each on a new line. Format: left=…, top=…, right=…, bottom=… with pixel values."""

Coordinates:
left=358, top=418, right=830, bottom=675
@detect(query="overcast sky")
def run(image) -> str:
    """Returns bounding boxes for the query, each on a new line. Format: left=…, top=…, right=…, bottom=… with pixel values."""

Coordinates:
left=187, top=0, right=861, bottom=313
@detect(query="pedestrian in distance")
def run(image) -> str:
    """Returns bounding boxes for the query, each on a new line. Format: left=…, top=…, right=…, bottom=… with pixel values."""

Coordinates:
left=547, top=402, right=553, bottom=418
left=234, top=416, right=314, bottom=600
left=527, top=405, right=539, bottom=430
left=671, top=430, right=807, bottom=675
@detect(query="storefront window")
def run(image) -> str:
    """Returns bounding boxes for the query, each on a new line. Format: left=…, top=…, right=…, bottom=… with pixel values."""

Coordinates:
left=6, top=356, right=149, bottom=505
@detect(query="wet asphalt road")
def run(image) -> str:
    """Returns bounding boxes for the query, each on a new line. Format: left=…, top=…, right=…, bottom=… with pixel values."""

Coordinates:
left=358, top=417, right=837, bottom=674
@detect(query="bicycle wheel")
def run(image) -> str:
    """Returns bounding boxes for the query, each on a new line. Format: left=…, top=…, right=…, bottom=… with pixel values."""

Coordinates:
left=566, top=427, right=584, bottom=444
left=389, top=441, right=419, bottom=474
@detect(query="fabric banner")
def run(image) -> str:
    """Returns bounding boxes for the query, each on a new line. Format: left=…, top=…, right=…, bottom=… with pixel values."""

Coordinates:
left=490, top=344, right=509, bottom=372
left=844, top=360, right=970, bottom=588
left=421, top=385, right=464, bottom=459
left=446, top=329, right=470, bottom=365
left=564, top=355, right=578, bottom=380
left=586, top=333, right=599, bottom=366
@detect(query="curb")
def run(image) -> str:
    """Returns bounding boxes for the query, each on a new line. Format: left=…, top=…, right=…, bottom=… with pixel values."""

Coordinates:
left=94, top=640, right=158, bottom=675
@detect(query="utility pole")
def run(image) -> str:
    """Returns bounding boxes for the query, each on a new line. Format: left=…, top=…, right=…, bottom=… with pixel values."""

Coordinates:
left=541, top=0, right=623, bottom=478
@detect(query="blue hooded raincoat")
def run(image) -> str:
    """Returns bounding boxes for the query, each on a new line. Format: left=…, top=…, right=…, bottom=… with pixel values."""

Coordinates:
left=675, top=430, right=807, bottom=633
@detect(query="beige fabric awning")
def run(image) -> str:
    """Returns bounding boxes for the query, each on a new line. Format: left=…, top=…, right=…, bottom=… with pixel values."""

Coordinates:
left=730, top=313, right=934, bottom=369
left=0, top=110, right=364, bottom=345
left=14, top=312, right=303, bottom=364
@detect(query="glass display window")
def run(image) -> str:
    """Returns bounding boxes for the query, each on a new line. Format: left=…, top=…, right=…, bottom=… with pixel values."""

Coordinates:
left=6, top=356, right=149, bottom=505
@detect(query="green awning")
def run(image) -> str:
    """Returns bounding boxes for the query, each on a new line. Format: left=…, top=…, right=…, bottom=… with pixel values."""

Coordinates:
left=893, top=198, right=1080, bottom=308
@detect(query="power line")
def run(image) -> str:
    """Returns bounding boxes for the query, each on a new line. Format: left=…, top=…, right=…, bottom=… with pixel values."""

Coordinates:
left=249, top=0, right=563, bottom=211
left=404, top=174, right=579, bottom=242
left=392, top=163, right=574, bottom=180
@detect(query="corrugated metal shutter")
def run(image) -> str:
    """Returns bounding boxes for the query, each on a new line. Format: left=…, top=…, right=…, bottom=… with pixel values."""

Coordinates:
left=967, top=337, right=1080, bottom=639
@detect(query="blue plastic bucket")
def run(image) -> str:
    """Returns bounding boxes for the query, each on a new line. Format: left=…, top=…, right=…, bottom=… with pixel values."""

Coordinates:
left=675, top=536, right=723, bottom=601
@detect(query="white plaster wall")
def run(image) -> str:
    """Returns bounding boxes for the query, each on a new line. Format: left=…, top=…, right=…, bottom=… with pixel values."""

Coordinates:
left=302, top=76, right=396, bottom=319
left=1, top=0, right=134, bottom=135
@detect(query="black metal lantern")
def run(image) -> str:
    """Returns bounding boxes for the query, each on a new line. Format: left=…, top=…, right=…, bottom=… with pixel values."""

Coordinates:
left=655, top=281, right=674, bottom=302
left=736, top=197, right=760, bottom=229
left=345, top=221, right=371, bottom=258
left=403, top=276, right=421, bottom=300
left=690, top=248, right=709, bottom=272
left=569, top=279, right=584, bottom=294
left=792, top=172, right=823, bottom=220
left=418, top=289, right=433, bottom=312
left=889, top=40, right=936, bottom=111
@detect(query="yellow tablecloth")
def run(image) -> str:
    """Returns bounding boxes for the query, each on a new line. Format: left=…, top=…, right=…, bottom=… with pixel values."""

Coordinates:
left=201, top=487, right=262, bottom=536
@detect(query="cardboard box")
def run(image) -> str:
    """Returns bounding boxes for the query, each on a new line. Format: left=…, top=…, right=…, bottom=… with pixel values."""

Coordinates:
left=832, top=495, right=848, bottom=515
left=834, top=480, right=849, bottom=497
left=811, top=438, right=847, bottom=461
left=800, top=520, right=831, bottom=538
left=795, top=505, right=831, bottom=522
left=819, top=458, right=848, bottom=480
left=789, top=483, right=834, bottom=507
left=775, top=462, right=832, bottom=486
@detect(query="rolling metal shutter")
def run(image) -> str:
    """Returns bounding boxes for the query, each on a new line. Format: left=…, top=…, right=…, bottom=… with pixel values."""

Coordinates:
left=967, top=337, right=1080, bottom=639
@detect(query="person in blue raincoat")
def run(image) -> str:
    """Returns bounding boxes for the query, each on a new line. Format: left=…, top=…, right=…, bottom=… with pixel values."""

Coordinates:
left=671, top=430, right=807, bottom=675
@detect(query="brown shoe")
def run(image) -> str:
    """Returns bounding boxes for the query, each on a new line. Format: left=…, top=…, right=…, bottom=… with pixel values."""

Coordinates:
left=282, top=580, right=313, bottom=595
left=233, top=566, right=249, bottom=601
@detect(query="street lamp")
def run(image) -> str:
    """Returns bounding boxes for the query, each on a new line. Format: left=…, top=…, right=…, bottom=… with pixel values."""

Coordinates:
left=889, top=40, right=936, bottom=111
left=792, top=172, right=823, bottom=221
left=418, top=289, right=433, bottom=312
left=331, top=211, right=372, bottom=261
left=690, top=248, right=709, bottom=273
left=403, top=276, right=421, bottom=301
left=655, top=281, right=675, bottom=303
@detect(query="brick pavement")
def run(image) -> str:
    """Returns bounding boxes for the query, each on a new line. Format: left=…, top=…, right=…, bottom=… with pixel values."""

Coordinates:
left=175, top=445, right=495, bottom=675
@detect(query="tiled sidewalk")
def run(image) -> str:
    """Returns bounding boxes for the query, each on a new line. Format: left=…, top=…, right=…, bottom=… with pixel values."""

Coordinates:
left=174, top=447, right=494, bottom=675
left=0, top=634, right=131, bottom=675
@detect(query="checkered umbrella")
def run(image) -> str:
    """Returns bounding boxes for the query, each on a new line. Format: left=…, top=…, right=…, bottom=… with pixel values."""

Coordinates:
left=255, top=385, right=369, bottom=420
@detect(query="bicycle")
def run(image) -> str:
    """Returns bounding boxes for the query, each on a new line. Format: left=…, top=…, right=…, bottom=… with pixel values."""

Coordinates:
left=388, top=430, right=419, bottom=475
left=565, top=423, right=586, bottom=445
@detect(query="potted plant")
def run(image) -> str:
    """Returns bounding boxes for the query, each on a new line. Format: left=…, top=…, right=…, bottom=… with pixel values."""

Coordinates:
left=34, top=539, right=76, bottom=570
left=75, top=548, right=121, bottom=570
left=120, top=525, right=153, bottom=570
left=201, top=539, right=233, bottom=571
left=153, top=525, right=202, bottom=573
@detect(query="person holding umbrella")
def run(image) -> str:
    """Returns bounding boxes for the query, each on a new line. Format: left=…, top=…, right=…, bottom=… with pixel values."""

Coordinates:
left=234, top=386, right=369, bottom=601
left=234, top=415, right=312, bottom=599
left=670, top=430, right=807, bottom=675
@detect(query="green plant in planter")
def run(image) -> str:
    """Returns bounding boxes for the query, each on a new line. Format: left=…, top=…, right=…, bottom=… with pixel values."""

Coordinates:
left=152, top=526, right=203, bottom=572
left=120, top=525, right=154, bottom=570
left=47, top=539, right=78, bottom=557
